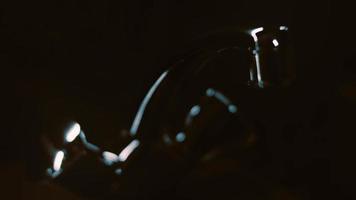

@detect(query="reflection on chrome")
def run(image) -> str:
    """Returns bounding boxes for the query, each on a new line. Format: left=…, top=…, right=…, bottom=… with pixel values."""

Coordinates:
left=102, top=151, right=120, bottom=166
left=228, top=105, right=238, bottom=113
left=47, top=167, right=63, bottom=178
left=118, top=140, right=140, bottom=162
left=53, top=150, right=65, bottom=172
left=250, top=27, right=264, bottom=42
left=214, top=91, right=231, bottom=106
left=206, top=88, right=238, bottom=114
left=254, top=52, right=263, bottom=88
left=186, top=105, right=202, bottom=125
left=249, top=26, right=290, bottom=88
left=130, top=70, right=169, bottom=135
left=65, top=122, right=81, bottom=143
left=79, top=131, right=100, bottom=152
left=206, top=88, right=216, bottom=97
left=272, top=39, right=279, bottom=47
left=249, top=27, right=265, bottom=88
left=206, top=88, right=231, bottom=105
left=279, top=26, right=289, bottom=31
left=176, top=132, right=186, bottom=143
left=189, top=105, right=201, bottom=117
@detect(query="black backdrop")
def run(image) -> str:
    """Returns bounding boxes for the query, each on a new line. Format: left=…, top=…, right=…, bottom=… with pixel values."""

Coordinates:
left=1, top=0, right=355, bottom=199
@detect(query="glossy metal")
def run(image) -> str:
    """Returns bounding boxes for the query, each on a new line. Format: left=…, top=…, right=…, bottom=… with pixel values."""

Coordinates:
left=32, top=25, right=296, bottom=199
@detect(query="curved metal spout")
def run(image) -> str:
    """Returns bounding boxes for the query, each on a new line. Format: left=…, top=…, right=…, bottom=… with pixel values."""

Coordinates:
left=29, top=25, right=296, bottom=200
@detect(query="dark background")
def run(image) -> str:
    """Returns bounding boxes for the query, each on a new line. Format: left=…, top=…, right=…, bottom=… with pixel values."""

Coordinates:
left=1, top=0, right=355, bottom=199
